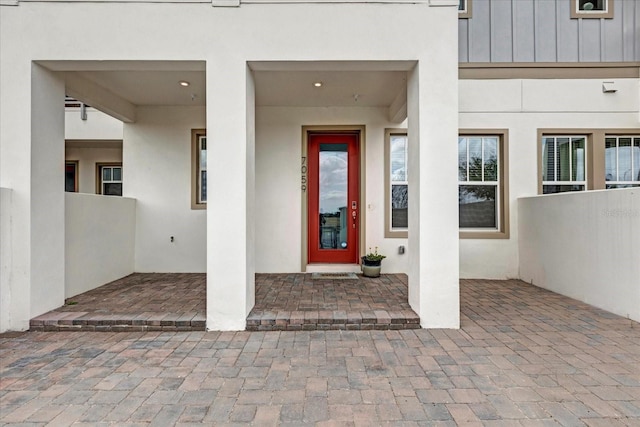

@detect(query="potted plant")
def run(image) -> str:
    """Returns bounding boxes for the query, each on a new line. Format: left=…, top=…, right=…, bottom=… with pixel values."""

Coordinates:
left=361, top=247, right=386, bottom=278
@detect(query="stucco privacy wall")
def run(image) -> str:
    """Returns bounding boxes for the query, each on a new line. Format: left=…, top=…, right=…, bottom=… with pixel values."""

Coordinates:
left=458, top=78, right=640, bottom=279
left=65, top=193, right=136, bottom=298
left=124, top=106, right=207, bottom=273
left=518, top=189, right=640, bottom=323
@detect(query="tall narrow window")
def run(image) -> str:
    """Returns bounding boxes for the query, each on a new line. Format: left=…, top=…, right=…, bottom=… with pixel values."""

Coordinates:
left=97, top=164, right=123, bottom=196
left=458, top=136, right=500, bottom=229
left=605, top=136, right=640, bottom=189
left=385, top=129, right=408, bottom=238
left=65, top=161, right=78, bottom=192
left=541, top=136, right=587, bottom=194
left=191, top=129, right=207, bottom=209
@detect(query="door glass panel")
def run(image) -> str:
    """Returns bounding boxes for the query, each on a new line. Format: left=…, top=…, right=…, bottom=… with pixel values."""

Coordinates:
left=318, top=143, right=348, bottom=250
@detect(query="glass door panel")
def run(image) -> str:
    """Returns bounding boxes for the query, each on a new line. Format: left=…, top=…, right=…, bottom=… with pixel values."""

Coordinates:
left=318, top=143, right=348, bottom=250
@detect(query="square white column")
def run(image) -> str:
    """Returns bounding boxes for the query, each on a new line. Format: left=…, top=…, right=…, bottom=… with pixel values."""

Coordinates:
left=30, top=64, right=66, bottom=320
left=205, top=60, right=256, bottom=330
left=407, top=59, right=460, bottom=329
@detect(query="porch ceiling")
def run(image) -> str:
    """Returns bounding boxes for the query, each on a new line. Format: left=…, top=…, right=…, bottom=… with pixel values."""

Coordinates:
left=253, top=70, right=406, bottom=107
left=42, top=60, right=408, bottom=120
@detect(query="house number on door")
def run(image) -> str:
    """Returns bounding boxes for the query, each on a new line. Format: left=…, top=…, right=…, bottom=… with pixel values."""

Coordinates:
left=301, top=156, right=307, bottom=192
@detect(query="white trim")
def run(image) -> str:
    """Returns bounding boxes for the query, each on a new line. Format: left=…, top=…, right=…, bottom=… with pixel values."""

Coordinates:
left=458, top=136, right=501, bottom=231
left=12, top=0, right=447, bottom=4
left=212, top=0, right=238, bottom=5
left=244, top=0, right=435, bottom=3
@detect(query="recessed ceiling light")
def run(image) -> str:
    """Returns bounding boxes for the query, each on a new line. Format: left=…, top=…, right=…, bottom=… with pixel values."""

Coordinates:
left=179, top=81, right=190, bottom=87
left=313, top=82, right=323, bottom=88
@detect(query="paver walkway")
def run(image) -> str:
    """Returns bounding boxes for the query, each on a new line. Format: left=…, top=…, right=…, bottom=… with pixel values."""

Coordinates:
left=3, top=279, right=639, bottom=426
left=247, top=273, right=419, bottom=331
left=30, top=273, right=419, bottom=332
left=29, top=273, right=207, bottom=332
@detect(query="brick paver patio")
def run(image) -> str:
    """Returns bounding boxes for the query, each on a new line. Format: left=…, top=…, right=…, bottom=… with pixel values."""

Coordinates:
left=3, top=279, right=639, bottom=425
left=30, top=273, right=419, bottom=332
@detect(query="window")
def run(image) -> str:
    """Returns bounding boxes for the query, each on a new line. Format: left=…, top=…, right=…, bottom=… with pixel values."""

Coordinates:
left=458, top=132, right=509, bottom=238
left=571, top=0, right=612, bottom=19
left=384, top=129, right=509, bottom=239
left=458, top=0, right=471, bottom=18
left=65, top=161, right=78, bottom=192
left=97, top=164, right=122, bottom=196
left=191, top=129, right=207, bottom=209
left=385, top=129, right=408, bottom=238
left=541, top=136, right=587, bottom=194
left=605, top=136, right=640, bottom=189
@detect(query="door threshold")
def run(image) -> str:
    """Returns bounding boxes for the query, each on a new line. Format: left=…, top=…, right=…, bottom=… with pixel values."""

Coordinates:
left=306, top=264, right=361, bottom=274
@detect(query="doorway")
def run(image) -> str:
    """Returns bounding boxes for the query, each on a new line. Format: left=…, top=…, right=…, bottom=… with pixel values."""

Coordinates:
left=307, top=132, right=360, bottom=264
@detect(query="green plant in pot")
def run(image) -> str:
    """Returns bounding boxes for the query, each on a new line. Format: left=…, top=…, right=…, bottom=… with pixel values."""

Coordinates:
left=361, top=247, right=386, bottom=277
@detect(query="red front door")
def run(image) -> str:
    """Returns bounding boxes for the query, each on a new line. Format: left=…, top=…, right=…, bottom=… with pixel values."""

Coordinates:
left=308, top=133, right=360, bottom=264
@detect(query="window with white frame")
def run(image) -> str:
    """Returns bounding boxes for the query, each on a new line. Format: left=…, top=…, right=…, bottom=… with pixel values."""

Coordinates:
left=458, top=136, right=500, bottom=230
left=571, top=0, right=612, bottom=19
left=97, top=164, right=122, bottom=196
left=191, top=129, right=207, bottom=209
left=385, top=130, right=408, bottom=237
left=541, top=136, right=587, bottom=194
left=605, top=136, right=640, bottom=189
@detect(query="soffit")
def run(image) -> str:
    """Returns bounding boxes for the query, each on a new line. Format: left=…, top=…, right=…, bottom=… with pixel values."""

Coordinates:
left=47, top=60, right=407, bottom=112
left=253, top=70, right=407, bottom=107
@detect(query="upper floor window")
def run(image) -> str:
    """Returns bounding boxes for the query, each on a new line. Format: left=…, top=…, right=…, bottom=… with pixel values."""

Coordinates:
left=385, top=129, right=408, bottom=238
left=191, top=129, right=207, bottom=209
left=458, top=0, right=471, bottom=18
left=571, top=0, right=613, bottom=19
left=605, top=136, right=640, bottom=189
left=458, top=133, right=509, bottom=238
left=541, top=136, right=587, bottom=194
left=97, top=164, right=123, bottom=196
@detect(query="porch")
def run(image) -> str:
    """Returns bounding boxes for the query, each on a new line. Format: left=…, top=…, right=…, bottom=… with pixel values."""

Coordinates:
left=29, top=273, right=419, bottom=332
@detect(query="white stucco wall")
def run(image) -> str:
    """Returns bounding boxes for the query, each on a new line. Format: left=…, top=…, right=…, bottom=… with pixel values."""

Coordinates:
left=459, top=78, right=640, bottom=279
left=124, top=106, right=207, bottom=273
left=256, top=106, right=409, bottom=273
left=0, top=0, right=458, bottom=330
left=518, top=189, right=640, bottom=322
left=0, top=188, right=12, bottom=331
left=65, top=108, right=123, bottom=141
left=65, top=193, right=136, bottom=298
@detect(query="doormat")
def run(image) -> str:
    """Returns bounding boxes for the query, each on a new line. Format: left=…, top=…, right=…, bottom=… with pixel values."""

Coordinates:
left=311, top=272, right=359, bottom=280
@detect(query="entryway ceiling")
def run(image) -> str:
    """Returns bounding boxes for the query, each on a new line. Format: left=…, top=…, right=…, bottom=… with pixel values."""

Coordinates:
left=39, top=60, right=409, bottom=119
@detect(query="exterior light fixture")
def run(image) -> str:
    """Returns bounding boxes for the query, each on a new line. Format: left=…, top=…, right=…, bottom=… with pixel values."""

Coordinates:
left=179, top=81, right=190, bottom=87
left=602, top=81, right=617, bottom=93
left=313, top=82, right=322, bottom=87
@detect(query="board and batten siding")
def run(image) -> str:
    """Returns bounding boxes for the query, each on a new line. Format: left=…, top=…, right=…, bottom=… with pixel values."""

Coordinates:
left=459, top=0, right=640, bottom=63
